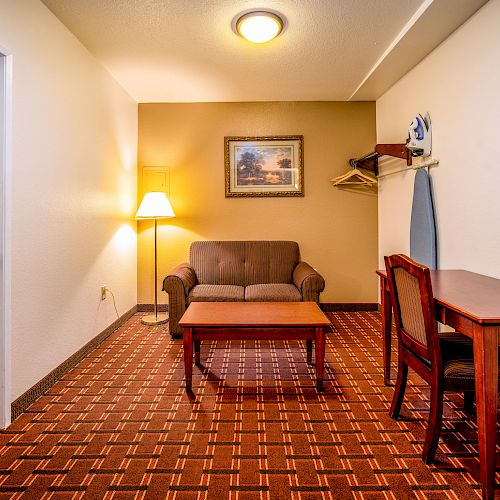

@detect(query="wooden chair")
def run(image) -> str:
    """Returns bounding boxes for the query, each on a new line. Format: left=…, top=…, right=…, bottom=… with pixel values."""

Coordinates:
left=385, top=254, right=476, bottom=463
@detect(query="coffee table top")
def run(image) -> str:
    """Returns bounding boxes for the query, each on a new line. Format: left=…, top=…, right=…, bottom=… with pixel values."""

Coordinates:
left=178, top=302, right=331, bottom=328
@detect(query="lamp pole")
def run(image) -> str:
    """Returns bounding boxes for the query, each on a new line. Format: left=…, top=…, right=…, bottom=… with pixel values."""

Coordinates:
left=153, top=218, right=158, bottom=321
left=141, top=217, right=167, bottom=326
left=135, top=192, right=174, bottom=326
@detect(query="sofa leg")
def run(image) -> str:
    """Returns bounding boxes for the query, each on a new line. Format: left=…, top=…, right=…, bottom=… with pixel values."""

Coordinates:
left=195, top=341, right=201, bottom=365
left=306, top=340, right=313, bottom=363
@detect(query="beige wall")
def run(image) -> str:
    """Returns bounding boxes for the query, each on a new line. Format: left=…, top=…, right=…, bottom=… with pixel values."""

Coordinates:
left=1, top=0, right=138, bottom=406
left=377, top=0, right=499, bottom=276
left=138, top=101, right=377, bottom=304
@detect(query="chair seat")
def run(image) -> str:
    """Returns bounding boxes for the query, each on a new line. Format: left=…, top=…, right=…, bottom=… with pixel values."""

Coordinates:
left=443, top=358, right=476, bottom=380
left=245, top=283, right=302, bottom=302
left=440, top=333, right=500, bottom=381
left=188, top=284, right=245, bottom=303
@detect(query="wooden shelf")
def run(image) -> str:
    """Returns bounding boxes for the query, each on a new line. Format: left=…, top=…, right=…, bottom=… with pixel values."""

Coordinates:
left=349, top=143, right=412, bottom=176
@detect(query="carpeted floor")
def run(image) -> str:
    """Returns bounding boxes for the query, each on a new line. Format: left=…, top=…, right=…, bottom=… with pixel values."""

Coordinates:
left=0, top=311, right=495, bottom=499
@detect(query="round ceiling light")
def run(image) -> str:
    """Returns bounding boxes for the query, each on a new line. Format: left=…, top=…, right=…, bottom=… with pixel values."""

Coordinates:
left=236, top=11, right=284, bottom=43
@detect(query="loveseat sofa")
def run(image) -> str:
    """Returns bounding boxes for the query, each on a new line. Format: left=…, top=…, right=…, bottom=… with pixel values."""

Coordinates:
left=163, top=241, right=325, bottom=337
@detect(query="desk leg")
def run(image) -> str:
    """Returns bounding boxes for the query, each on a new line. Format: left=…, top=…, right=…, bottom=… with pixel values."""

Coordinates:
left=315, top=328, right=325, bottom=391
left=380, top=276, right=393, bottom=386
left=183, top=327, right=193, bottom=392
left=473, top=325, right=498, bottom=500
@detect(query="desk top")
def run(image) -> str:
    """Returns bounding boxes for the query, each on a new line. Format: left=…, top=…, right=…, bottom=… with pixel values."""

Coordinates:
left=377, top=269, right=500, bottom=325
left=179, top=302, right=331, bottom=328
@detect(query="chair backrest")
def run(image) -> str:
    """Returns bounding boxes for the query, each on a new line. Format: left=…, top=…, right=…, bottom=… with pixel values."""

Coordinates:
left=384, top=254, right=441, bottom=368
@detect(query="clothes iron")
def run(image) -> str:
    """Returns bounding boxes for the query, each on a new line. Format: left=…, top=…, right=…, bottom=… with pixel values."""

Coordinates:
left=407, top=112, right=431, bottom=157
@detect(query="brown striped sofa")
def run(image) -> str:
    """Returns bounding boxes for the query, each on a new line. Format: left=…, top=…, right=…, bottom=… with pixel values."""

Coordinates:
left=163, top=241, right=325, bottom=338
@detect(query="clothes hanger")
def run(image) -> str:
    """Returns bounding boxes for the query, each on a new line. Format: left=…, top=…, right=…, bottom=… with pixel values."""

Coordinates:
left=331, top=169, right=375, bottom=186
left=331, top=167, right=377, bottom=187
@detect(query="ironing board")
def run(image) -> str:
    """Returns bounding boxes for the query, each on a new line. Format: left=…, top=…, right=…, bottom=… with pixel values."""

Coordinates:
left=410, top=168, right=437, bottom=269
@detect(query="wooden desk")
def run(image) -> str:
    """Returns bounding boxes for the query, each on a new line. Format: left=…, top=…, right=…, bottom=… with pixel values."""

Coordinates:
left=377, top=269, right=500, bottom=500
left=179, top=302, right=331, bottom=391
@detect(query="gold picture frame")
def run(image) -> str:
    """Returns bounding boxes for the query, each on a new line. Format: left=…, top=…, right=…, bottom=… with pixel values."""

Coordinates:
left=224, top=136, right=304, bottom=197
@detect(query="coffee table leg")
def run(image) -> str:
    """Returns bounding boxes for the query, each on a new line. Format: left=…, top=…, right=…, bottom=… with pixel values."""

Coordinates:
left=315, top=327, right=325, bottom=391
left=183, top=327, right=193, bottom=392
left=306, top=340, right=312, bottom=363
left=195, top=340, right=201, bottom=365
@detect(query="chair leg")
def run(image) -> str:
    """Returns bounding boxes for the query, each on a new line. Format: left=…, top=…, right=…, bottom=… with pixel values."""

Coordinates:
left=422, top=385, right=444, bottom=464
left=463, top=390, right=475, bottom=413
left=389, top=361, right=408, bottom=419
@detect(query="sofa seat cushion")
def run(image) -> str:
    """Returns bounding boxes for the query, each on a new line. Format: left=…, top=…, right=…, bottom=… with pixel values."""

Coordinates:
left=245, top=284, right=302, bottom=302
left=188, top=284, right=245, bottom=303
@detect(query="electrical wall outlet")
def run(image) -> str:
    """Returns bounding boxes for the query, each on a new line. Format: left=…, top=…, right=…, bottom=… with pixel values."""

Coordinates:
left=100, top=286, right=107, bottom=301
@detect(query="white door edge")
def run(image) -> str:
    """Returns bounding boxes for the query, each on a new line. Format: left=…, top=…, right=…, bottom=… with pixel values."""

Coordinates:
left=0, top=49, right=12, bottom=428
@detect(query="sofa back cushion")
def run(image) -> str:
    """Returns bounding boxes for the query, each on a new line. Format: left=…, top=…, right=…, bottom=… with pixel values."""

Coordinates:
left=190, top=241, right=300, bottom=286
left=190, top=241, right=246, bottom=286
left=244, top=241, right=299, bottom=285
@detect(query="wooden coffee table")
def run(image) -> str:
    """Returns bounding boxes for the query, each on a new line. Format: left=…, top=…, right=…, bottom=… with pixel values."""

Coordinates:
left=178, top=301, right=331, bottom=392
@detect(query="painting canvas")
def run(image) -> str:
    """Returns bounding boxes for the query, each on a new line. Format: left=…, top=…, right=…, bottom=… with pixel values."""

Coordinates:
left=225, top=136, right=304, bottom=197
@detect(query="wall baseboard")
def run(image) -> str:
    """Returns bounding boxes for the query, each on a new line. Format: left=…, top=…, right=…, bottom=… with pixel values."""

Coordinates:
left=139, top=303, right=378, bottom=313
left=320, top=302, right=379, bottom=312
left=137, top=304, right=168, bottom=312
left=11, top=305, right=137, bottom=422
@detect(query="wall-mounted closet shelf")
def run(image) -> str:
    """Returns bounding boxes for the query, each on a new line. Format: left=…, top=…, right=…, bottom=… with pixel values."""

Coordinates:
left=349, top=143, right=412, bottom=176
left=377, top=158, right=439, bottom=179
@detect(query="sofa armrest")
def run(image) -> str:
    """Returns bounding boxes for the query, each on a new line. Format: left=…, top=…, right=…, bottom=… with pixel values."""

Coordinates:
left=163, top=263, right=196, bottom=296
left=162, top=263, right=197, bottom=337
left=293, top=261, right=325, bottom=303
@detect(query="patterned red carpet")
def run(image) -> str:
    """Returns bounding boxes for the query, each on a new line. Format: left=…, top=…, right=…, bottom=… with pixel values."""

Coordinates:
left=0, top=312, right=495, bottom=499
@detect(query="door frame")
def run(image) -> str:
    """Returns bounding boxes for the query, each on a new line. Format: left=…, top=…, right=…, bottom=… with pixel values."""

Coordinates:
left=0, top=47, right=12, bottom=428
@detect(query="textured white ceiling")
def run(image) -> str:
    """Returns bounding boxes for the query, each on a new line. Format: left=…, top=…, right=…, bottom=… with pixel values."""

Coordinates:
left=41, top=0, right=488, bottom=102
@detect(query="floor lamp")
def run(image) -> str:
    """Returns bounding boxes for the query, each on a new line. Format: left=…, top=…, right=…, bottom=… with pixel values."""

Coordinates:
left=136, top=192, right=175, bottom=326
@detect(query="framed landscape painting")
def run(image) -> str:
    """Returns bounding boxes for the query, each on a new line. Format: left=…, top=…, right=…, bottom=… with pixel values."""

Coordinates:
left=225, top=136, right=304, bottom=197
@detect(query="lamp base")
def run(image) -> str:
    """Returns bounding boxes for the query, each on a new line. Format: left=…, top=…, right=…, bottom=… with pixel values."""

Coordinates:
left=141, top=313, right=168, bottom=326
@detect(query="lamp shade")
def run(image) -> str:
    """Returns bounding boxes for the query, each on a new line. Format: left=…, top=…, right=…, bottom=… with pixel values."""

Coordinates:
left=135, top=192, right=175, bottom=219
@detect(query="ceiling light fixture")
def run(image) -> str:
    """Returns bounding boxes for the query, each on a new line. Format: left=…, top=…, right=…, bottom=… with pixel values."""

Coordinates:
left=236, top=11, right=284, bottom=44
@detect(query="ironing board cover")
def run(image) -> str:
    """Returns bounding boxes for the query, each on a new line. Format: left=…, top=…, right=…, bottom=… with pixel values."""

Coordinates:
left=410, top=169, right=437, bottom=269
